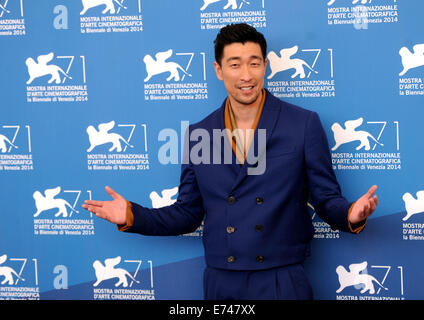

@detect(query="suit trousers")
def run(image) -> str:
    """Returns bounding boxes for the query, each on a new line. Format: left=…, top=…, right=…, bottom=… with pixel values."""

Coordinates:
left=203, top=263, right=313, bottom=300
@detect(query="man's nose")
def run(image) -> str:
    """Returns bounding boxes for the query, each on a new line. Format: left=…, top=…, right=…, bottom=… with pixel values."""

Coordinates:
left=239, top=64, right=253, bottom=81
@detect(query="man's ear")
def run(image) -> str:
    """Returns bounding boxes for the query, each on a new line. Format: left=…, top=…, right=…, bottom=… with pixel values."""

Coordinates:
left=213, top=61, right=223, bottom=81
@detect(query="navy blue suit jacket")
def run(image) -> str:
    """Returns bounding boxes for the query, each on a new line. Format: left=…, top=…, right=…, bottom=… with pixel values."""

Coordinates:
left=126, top=90, right=354, bottom=270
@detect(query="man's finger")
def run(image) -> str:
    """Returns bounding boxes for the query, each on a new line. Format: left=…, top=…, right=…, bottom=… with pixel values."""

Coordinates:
left=365, top=185, right=378, bottom=199
left=363, top=202, right=370, bottom=216
left=82, top=204, right=99, bottom=215
left=370, top=200, right=377, bottom=213
left=105, top=185, right=120, bottom=200
left=83, top=200, right=104, bottom=207
left=84, top=205, right=108, bottom=220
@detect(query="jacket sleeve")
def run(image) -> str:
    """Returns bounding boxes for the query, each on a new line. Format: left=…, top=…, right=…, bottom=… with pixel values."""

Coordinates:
left=121, top=125, right=205, bottom=236
left=304, top=111, right=355, bottom=233
left=124, top=161, right=205, bottom=236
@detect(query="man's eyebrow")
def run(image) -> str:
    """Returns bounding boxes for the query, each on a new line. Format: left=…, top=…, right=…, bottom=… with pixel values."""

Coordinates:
left=225, top=55, right=263, bottom=63
left=225, top=56, right=241, bottom=63
left=249, top=55, right=263, bottom=60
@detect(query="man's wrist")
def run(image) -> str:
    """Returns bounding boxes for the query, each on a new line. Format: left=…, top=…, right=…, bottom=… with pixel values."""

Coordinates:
left=347, top=202, right=367, bottom=234
left=117, top=200, right=134, bottom=232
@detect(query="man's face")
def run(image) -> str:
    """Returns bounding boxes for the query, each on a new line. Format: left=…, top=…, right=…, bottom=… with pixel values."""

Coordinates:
left=214, top=41, right=267, bottom=109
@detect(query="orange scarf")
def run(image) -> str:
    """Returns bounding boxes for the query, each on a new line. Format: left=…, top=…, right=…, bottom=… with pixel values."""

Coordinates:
left=224, top=89, right=266, bottom=165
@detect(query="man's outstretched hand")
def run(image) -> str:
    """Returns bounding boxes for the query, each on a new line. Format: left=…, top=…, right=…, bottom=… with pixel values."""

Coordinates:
left=82, top=186, right=127, bottom=225
left=348, top=185, right=379, bottom=224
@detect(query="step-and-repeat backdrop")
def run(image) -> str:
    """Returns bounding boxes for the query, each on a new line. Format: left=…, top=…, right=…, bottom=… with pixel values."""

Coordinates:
left=1, top=0, right=423, bottom=300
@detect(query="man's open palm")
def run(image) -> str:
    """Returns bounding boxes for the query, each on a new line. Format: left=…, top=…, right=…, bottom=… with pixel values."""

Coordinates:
left=82, top=186, right=127, bottom=225
left=349, top=185, right=378, bottom=224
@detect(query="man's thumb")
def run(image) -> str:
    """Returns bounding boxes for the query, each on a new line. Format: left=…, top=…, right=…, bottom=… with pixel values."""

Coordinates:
left=105, top=186, right=119, bottom=200
left=366, top=185, right=378, bottom=198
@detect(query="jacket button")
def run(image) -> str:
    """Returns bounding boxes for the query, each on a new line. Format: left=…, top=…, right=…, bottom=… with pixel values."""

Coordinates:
left=226, top=226, right=235, bottom=234
left=255, top=224, right=263, bottom=232
left=256, top=255, right=264, bottom=262
left=227, top=255, right=236, bottom=263
left=228, top=195, right=236, bottom=204
left=256, top=197, right=263, bottom=204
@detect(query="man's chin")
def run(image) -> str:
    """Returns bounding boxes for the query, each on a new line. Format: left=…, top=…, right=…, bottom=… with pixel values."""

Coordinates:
left=236, top=94, right=260, bottom=107
left=232, top=89, right=261, bottom=105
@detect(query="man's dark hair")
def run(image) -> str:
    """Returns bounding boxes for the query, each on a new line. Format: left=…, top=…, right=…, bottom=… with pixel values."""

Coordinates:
left=214, top=23, right=267, bottom=65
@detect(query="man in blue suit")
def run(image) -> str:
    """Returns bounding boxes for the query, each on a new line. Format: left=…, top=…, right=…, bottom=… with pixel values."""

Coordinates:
left=83, top=23, right=378, bottom=299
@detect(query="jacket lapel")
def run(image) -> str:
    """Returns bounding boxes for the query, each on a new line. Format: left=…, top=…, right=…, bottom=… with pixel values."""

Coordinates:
left=230, top=90, right=281, bottom=191
left=216, top=99, right=242, bottom=175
